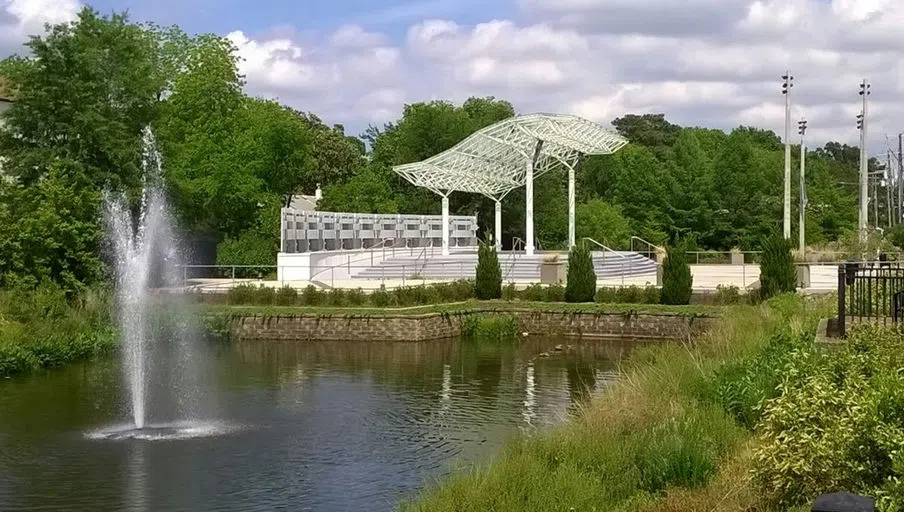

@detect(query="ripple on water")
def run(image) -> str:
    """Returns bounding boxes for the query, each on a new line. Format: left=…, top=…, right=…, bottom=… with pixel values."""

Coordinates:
left=84, top=420, right=244, bottom=441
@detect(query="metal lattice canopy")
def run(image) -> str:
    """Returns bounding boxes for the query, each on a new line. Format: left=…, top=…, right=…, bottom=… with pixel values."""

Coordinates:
left=393, top=113, right=629, bottom=199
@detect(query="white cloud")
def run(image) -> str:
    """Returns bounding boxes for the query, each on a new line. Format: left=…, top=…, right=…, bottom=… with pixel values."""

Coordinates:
left=0, top=0, right=80, bottom=56
left=4, top=0, right=904, bottom=153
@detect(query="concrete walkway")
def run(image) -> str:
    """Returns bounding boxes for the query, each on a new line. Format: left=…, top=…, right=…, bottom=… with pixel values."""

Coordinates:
left=180, top=263, right=840, bottom=295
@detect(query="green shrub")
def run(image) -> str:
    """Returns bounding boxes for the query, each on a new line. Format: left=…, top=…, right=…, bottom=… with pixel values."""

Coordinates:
left=227, top=284, right=258, bottom=305
left=615, top=285, right=642, bottom=304
left=706, top=331, right=810, bottom=430
left=450, top=279, right=475, bottom=301
left=752, top=325, right=904, bottom=509
left=502, top=282, right=518, bottom=301
left=346, top=288, right=366, bottom=306
left=215, top=231, right=276, bottom=279
left=714, top=285, right=742, bottom=305
left=275, top=285, right=297, bottom=306
left=370, top=285, right=392, bottom=307
left=886, top=224, right=904, bottom=249
left=545, top=284, right=566, bottom=302
left=475, top=242, right=502, bottom=300
left=642, top=285, right=660, bottom=305
left=759, top=233, right=796, bottom=300
left=661, top=243, right=693, bottom=305
left=300, top=285, right=324, bottom=306
left=594, top=287, right=617, bottom=303
left=0, top=280, right=70, bottom=323
left=461, top=314, right=519, bottom=341
left=519, top=284, right=547, bottom=302
left=253, top=286, right=275, bottom=306
left=327, top=288, right=347, bottom=307
left=565, top=243, right=597, bottom=303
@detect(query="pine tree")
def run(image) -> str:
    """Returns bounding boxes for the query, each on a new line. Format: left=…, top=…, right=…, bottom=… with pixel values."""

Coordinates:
left=661, top=243, right=693, bottom=305
left=475, top=242, right=502, bottom=300
left=759, top=233, right=796, bottom=299
left=565, top=242, right=597, bottom=303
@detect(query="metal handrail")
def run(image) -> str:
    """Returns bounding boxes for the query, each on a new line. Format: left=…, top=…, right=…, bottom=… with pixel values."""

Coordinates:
left=582, top=237, right=627, bottom=259
left=409, top=241, right=434, bottom=278
left=307, top=237, right=397, bottom=282
left=503, top=237, right=526, bottom=281
left=583, top=237, right=629, bottom=286
left=630, top=236, right=664, bottom=256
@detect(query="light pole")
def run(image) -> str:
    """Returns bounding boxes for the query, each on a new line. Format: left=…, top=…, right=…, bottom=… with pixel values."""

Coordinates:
left=798, top=118, right=807, bottom=255
left=857, top=79, right=870, bottom=241
left=782, top=72, right=793, bottom=239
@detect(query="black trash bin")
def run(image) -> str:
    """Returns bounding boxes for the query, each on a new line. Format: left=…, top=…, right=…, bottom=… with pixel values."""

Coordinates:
left=812, top=492, right=875, bottom=512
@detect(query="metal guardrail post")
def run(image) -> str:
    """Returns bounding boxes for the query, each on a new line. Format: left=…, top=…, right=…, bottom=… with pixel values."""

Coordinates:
left=838, top=264, right=846, bottom=337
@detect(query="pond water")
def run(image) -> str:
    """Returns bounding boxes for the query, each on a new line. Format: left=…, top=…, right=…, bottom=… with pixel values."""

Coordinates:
left=0, top=337, right=636, bottom=511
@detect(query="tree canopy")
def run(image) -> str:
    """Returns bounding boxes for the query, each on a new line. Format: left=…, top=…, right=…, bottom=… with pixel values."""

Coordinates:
left=0, top=6, right=886, bottom=287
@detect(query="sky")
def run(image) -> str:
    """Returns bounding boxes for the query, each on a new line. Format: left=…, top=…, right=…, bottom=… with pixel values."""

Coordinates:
left=2, top=0, right=904, bottom=156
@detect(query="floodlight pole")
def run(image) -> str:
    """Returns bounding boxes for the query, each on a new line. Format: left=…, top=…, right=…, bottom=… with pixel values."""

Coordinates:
left=441, top=195, right=450, bottom=256
left=798, top=119, right=807, bottom=255
left=568, top=166, right=576, bottom=249
left=858, top=79, right=871, bottom=242
left=782, top=71, right=793, bottom=240
left=495, top=199, right=502, bottom=252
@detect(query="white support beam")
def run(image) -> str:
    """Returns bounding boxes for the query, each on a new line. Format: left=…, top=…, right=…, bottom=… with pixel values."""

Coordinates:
left=568, top=166, right=576, bottom=249
left=525, top=159, right=535, bottom=256
left=441, top=195, right=450, bottom=256
left=495, top=199, right=502, bottom=252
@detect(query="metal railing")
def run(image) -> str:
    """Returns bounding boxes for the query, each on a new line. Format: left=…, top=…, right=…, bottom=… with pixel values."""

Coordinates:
left=630, top=236, right=664, bottom=260
left=582, top=237, right=630, bottom=286
left=503, top=237, right=526, bottom=282
left=837, top=261, right=904, bottom=337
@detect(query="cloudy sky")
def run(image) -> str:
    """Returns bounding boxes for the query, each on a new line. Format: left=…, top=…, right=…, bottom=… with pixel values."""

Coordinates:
left=2, top=0, right=903, bottom=154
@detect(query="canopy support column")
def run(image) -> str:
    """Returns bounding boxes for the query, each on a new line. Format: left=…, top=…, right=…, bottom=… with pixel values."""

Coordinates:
left=525, top=159, right=535, bottom=256
left=568, top=166, right=576, bottom=249
left=441, top=195, right=450, bottom=256
left=495, top=199, right=502, bottom=252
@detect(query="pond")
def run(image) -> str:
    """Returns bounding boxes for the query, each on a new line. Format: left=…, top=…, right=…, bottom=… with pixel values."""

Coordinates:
left=0, top=337, right=637, bottom=511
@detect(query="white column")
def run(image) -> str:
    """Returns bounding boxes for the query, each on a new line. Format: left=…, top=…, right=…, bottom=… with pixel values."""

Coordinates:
left=525, top=160, right=535, bottom=256
left=568, top=166, right=576, bottom=249
left=494, top=199, right=502, bottom=252
left=799, top=132, right=806, bottom=254
left=441, top=195, right=450, bottom=256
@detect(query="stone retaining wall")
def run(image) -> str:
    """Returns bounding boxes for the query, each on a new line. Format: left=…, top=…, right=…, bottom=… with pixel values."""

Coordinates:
left=231, top=310, right=716, bottom=342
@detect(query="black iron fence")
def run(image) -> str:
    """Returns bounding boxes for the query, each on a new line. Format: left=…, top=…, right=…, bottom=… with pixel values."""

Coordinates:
left=837, top=262, right=904, bottom=336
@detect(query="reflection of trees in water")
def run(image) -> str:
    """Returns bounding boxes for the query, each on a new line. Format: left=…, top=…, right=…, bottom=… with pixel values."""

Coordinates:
left=226, top=337, right=639, bottom=406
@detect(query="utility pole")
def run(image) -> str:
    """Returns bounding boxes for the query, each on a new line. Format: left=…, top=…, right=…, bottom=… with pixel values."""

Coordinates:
left=898, top=133, right=903, bottom=224
left=873, top=175, right=879, bottom=229
left=857, top=79, right=871, bottom=241
left=798, top=119, right=807, bottom=254
left=782, top=72, right=793, bottom=239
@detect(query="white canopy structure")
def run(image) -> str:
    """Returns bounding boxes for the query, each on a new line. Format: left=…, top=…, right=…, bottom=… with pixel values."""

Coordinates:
left=393, top=113, right=629, bottom=255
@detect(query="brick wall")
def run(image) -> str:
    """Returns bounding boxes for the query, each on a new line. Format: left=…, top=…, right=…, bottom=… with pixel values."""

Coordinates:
left=231, top=310, right=715, bottom=342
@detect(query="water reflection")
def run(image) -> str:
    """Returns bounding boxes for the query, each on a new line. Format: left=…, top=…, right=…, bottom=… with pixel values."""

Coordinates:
left=0, top=337, right=637, bottom=511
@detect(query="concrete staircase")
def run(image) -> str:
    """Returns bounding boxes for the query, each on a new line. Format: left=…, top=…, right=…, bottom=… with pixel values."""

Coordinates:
left=352, top=250, right=657, bottom=282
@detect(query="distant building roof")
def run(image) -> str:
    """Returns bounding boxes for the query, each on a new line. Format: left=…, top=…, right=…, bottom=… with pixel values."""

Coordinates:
left=289, top=195, right=319, bottom=212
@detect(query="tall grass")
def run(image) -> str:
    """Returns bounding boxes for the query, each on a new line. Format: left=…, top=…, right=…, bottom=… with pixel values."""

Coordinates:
left=401, top=295, right=833, bottom=511
left=0, top=284, right=116, bottom=377
left=459, top=314, right=519, bottom=342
